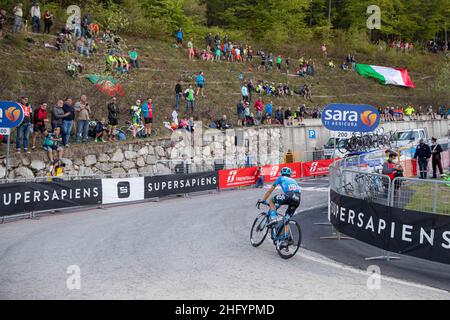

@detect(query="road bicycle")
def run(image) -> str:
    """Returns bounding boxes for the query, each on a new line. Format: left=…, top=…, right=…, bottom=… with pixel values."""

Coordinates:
left=354, top=173, right=384, bottom=202
left=250, top=202, right=302, bottom=259
left=337, top=182, right=355, bottom=196
left=342, top=131, right=393, bottom=153
left=119, top=121, right=159, bottom=138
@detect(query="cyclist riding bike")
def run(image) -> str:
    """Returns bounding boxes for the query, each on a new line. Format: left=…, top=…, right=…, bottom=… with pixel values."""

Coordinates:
left=257, top=167, right=301, bottom=228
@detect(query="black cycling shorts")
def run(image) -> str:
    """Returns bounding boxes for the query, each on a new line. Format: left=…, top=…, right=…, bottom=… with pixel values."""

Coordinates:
left=34, top=124, right=47, bottom=133
left=109, top=118, right=118, bottom=126
left=272, top=192, right=301, bottom=216
left=144, top=117, right=153, bottom=124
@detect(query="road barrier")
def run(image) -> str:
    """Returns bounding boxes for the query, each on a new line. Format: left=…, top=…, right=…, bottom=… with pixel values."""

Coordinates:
left=0, top=171, right=219, bottom=220
left=0, top=158, right=339, bottom=221
left=329, top=154, right=450, bottom=265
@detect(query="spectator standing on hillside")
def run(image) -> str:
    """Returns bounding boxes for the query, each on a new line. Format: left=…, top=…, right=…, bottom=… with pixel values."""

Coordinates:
left=236, top=100, right=245, bottom=126
left=187, top=38, right=195, bottom=60
left=176, top=28, right=183, bottom=46
left=438, top=105, right=447, bottom=119
left=129, top=48, right=140, bottom=69
left=30, top=2, right=42, bottom=33
left=196, top=71, right=205, bottom=97
left=175, top=80, right=183, bottom=111
left=243, top=102, right=251, bottom=126
left=276, top=55, right=282, bottom=71
left=89, top=21, right=100, bottom=37
left=241, top=83, right=249, bottom=103
left=431, top=137, right=444, bottom=179
left=414, top=139, right=431, bottom=179
left=81, top=14, right=90, bottom=37
left=247, top=80, right=255, bottom=104
left=427, top=105, right=436, bottom=119
left=107, top=97, right=119, bottom=142
left=299, top=103, right=307, bottom=123
left=265, top=101, right=273, bottom=118
left=130, top=99, right=142, bottom=138
left=12, top=3, right=23, bottom=33
left=321, top=44, right=327, bottom=58
left=43, top=10, right=53, bottom=34
left=74, top=95, right=91, bottom=144
left=31, top=102, right=49, bottom=150
left=206, top=32, right=212, bottom=51
left=62, top=98, right=75, bottom=146
left=51, top=99, right=65, bottom=131
left=0, top=10, right=7, bottom=37
left=185, top=85, right=195, bottom=115
left=254, top=97, right=264, bottom=125
left=141, top=97, right=154, bottom=137
left=16, top=96, right=33, bottom=154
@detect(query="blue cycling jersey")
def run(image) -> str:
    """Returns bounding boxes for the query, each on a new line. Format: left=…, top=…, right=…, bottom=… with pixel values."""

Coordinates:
left=273, top=176, right=301, bottom=194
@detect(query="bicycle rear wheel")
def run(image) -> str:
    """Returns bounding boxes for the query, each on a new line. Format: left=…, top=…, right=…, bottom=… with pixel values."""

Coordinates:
left=250, top=213, right=269, bottom=247
left=275, top=220, right=302, bottom=259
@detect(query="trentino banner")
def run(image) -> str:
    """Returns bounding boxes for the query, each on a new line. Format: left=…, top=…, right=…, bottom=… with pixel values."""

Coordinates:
left=329, top=190, right=450, bottom=265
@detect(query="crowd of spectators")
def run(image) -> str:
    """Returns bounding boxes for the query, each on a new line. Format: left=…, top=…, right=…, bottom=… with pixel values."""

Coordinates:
left=426, top=39, right=449, bottom=54
left=235, top=98, right=323, bottom=128
left=379, top=104, right=449, bottom=121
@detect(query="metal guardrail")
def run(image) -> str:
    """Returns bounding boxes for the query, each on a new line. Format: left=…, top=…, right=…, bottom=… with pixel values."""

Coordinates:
left=390, top=177, right=450, bottom=215
left=330, top=154, right=450, bottom=215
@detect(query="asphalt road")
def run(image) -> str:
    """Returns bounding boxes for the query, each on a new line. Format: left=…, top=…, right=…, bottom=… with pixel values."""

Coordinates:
left=0, top=179, right=448, bottom=299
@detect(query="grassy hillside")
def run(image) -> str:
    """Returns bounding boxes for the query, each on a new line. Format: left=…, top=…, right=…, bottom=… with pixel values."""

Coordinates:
left=0, top=31, right=448, bottom=140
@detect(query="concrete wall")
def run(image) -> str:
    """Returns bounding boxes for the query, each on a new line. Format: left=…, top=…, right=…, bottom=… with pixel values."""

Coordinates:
left=2, top=118, right=449, bottom=178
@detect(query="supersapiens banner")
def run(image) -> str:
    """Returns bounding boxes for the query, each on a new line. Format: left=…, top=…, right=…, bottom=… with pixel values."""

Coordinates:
left=329, top=190, right=450, bottom=265
left=0, top=180, right=102, bottom=216
left=145, top=172, right=218, bottom=198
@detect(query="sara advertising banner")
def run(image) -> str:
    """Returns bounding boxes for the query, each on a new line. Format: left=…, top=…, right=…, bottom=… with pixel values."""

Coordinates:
left=302, top=159, right=337, bottom=177
left=322, top=104, right=380, bottom=133
left=0, top=101, right=25, bottom=130
left=145, top=172, right=218, bottom=198
left=330, top=190, right=450, bottom=265
left=101, top=177, right=145, bottom=204
left=0, top=180, right=102, bottom=217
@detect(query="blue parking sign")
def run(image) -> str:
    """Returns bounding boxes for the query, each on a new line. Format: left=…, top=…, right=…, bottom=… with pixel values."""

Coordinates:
left=308, top=130, right=317, bottom=139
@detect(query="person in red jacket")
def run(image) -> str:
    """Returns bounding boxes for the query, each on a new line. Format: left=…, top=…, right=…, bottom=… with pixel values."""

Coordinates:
left=32, top=103, right=49, bottom=150
left=254, top=97, right=264, bottom=125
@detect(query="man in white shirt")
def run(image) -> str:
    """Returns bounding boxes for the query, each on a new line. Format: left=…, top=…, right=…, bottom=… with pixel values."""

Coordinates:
left=30, top=2, right=41, bottom=33
left=13, top=3, right=23, bottom=33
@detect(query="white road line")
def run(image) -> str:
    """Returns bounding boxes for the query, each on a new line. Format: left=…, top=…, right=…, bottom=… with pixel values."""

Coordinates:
left=298, top=249, right=449, bottom=295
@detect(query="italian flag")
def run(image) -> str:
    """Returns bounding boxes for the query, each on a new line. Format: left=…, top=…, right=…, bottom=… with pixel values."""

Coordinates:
left=355, top=64, right=416, bottom=88
left=86, top=75, right=126, bottom=97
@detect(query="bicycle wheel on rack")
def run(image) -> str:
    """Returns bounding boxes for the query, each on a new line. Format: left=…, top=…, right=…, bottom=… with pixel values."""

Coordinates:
left=275, top=219, right=302, bottom=259
left=151, top=128, right=159, bottom=137
left=250, top=213, right=270, bottom=247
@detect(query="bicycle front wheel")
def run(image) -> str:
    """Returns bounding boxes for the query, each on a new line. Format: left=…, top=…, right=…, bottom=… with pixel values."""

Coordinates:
left=250, top=213, right=269, bottom=247
left=275, top=220, right=302, bottom=259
